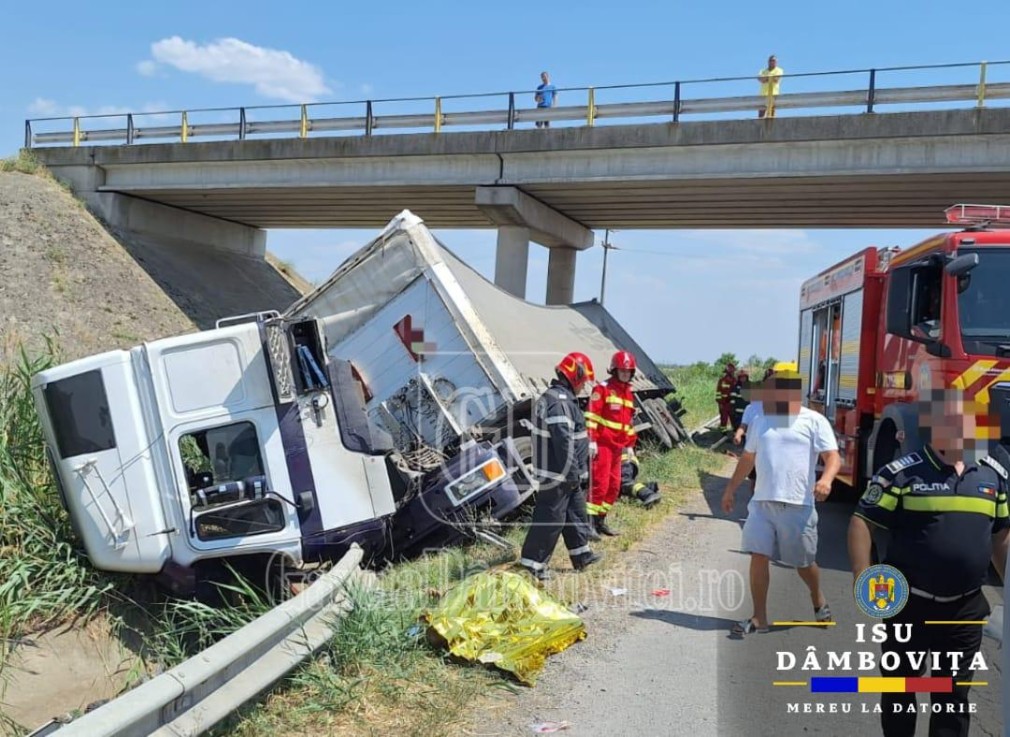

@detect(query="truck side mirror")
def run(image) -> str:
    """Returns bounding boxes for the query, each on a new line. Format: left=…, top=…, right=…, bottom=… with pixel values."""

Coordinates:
left=945, top=252, right=979, bottom=277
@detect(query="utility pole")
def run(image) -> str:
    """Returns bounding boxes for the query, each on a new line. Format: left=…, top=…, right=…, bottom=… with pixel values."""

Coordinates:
left=600, top=229, right=618, bottom=306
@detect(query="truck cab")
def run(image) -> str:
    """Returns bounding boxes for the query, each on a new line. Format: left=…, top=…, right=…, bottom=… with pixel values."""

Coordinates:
left=31, top=312, right=525, bottom=592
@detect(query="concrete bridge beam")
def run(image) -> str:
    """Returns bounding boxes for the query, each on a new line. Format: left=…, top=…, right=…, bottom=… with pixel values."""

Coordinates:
left=476, top=186, right=591, bottom=304
left=47, top=165, right=266, bottom=259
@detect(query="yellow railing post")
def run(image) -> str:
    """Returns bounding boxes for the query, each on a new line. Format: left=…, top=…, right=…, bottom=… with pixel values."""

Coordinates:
left=587, top=87, right=596, bottom=126
left=300, top=104, right=309, bottom=138
left=72, top=117, right=80, bottom=147
left=434, top=97, right=442, bottom=133
left=978, top=61, right=988, bottom=108
left=181, top=111, right=189, bottom=143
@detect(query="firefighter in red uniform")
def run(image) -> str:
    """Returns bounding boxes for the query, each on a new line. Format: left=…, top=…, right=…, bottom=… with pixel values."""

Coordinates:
left=585, top=351, right=638, bottom=536
left=716, top=362, right=737, bottom=433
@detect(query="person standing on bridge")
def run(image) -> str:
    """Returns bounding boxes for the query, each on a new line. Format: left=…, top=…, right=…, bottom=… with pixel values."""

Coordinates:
left=535, top=71, right=558, bottom=128
left=758, top=55, right=783, bottom=118
left=721, top=365, right=840, bottom=635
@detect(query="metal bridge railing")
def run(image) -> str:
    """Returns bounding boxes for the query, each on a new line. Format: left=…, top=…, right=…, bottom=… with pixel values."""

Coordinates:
left=23, top=60, right=1010, bottom=149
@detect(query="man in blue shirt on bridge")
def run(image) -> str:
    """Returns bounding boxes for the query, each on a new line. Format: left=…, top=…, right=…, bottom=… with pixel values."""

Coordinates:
left=535, top=71, right=557, bottom=128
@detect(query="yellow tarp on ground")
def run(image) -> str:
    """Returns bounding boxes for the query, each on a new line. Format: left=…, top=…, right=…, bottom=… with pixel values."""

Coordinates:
left=423, top=569, right=586, bottom=685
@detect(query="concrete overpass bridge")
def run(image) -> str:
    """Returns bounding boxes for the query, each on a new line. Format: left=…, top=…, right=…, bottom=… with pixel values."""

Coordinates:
left=28, top=61, right=1010, bottom=303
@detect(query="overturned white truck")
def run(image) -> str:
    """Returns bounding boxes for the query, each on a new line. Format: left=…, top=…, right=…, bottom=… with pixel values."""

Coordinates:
left=31, top=212, right=681, bottom=592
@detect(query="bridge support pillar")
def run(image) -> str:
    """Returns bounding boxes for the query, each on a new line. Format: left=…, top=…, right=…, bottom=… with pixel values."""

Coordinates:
left=546, top=248, right=577, bottom=305
left=476, top=186, right=592, bottom=305
left=493, top=226, right=531, bottom=299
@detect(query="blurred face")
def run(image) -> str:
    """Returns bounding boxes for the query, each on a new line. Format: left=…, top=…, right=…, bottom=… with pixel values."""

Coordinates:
left=616, top=368, right=633, bottom=383
left=921, top=389, right=975, bottom=456
left=766, top=378, right=802, bottom=415
left=768, top=56, right=777, bottom=69
left=541, top=72, right=549, bottom=83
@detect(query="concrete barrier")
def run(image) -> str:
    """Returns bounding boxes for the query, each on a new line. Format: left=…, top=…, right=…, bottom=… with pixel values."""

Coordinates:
left=46, top=546, right=369, bottom=737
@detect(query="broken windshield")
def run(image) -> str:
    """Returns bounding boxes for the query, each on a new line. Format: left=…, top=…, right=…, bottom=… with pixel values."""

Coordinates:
left=957, top=248, right=1010, bottom=355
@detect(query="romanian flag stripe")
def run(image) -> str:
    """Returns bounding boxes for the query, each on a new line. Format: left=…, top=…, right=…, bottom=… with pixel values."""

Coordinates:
left=809, top=677, right=953, bottom=693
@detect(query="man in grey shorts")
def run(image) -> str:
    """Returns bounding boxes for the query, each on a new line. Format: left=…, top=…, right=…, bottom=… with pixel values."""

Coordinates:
left=721, top=366, right=841, bottom=635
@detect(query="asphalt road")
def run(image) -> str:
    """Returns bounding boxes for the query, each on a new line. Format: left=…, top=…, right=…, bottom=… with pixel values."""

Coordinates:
left=467, top=463, right=1004, bottom=737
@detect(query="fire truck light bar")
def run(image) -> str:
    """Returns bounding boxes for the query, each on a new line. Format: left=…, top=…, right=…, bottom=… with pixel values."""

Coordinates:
left=945, top=204, right=1010, bottom=227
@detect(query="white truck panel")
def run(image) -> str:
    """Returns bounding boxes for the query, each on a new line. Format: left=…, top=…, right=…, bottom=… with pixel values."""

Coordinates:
left=31, top=352, right=171, bottom=573
left=146, top=324, right=275, bottom=428
left=295, top=394, right=383, bottom=531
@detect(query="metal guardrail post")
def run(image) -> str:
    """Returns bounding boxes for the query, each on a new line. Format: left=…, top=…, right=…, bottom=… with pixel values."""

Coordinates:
left=24, top=120, right=31, bottom=149
left=181, top=111, right=189, bottom=143
left=239, top=108, right=246, bottom=140
left=673, top=82, right=681, bottom=122
left=507, top=92, right=515, bottom=130
left=434, top=96, right=442, bottom=133
left=126, top=114, right=134, bottom=145
left=300, top=104, right=309, bottom=138
left=587, top=87, right=596, bottom=126
left=365, top=100, right=373, bottom=136
left=867, top=69, right=877, bottom=113
left=978, top=61, right=988, bottom=107
left=72, top=117, right=80, bottom=147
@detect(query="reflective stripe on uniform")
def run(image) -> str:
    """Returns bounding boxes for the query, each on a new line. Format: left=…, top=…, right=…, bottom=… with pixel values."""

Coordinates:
left=585, top=412, right=625, bottom=431
left=546, top=415, right=575, bottom=426
left=586, top=502, right=604, bottom=515
left=604, top=394, right=634, bottom=407
left=568, top=545, right=591, bottom=556
left=529, top=427, right=550, bottom=437
left=519, top=557, right=545, bottom=570
left=573, top=430, right=588, bottom=440
left=902, top=496, right=997, bottom=516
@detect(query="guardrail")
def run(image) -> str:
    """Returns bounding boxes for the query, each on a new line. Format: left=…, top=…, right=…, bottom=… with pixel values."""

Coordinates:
left=31, top=546, right=370, bottom=737
left=23, top=60, right=1010, bottom=148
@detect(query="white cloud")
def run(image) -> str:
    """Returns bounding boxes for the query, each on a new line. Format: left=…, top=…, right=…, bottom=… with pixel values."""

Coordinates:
left=141, top=36, right=331, bottom=103
left=27, top=98, right=58, bottom=116
left=26, top=100, right=169, bottom=119
left=136, top=60, right=159, bottom=77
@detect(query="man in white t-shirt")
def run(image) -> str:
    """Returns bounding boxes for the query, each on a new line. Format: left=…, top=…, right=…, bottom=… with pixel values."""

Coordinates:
left=721, top=367, right=841, bottom=635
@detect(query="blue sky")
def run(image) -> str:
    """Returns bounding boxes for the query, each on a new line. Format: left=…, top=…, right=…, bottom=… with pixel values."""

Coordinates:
left=5, top=0, right=1010, bottom=364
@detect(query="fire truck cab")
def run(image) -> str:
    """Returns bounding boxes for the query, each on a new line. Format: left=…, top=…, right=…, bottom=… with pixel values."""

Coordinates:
left=797, top=205, right=1010, bottom=491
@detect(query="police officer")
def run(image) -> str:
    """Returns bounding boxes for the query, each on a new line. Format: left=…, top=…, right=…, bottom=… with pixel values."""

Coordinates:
left=518, top=352, right=602, bottom=581
left=848, top=386, right=1010, bottom=737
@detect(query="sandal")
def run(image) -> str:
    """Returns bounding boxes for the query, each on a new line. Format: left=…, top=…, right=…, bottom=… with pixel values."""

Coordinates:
left=815, top=603, right=833, bottom=623
left=731, top=618, right=770, bottom=635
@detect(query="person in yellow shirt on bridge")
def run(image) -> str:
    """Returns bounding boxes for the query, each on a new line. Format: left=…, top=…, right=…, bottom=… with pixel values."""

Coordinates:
left=758, top=55, right=783, bottom=118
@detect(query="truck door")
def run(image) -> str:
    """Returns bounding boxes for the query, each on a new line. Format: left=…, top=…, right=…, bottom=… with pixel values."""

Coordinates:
left=171, top=411, right=301, bottom=554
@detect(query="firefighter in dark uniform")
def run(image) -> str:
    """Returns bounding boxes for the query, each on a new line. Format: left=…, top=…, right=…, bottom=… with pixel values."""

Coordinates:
left=848, top=386, right=1010, bottom=737
left=518, top=351, right=602, bottom=581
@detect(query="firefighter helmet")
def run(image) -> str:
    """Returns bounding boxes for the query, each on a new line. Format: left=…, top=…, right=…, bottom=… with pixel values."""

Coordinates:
left=609, top=350, right=637, bottom=379
left=555, top=352, right=595, bottom=389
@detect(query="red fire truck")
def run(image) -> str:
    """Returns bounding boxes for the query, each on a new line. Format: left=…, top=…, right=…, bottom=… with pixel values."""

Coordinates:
left=796, top=204, right=1010, bottom=491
